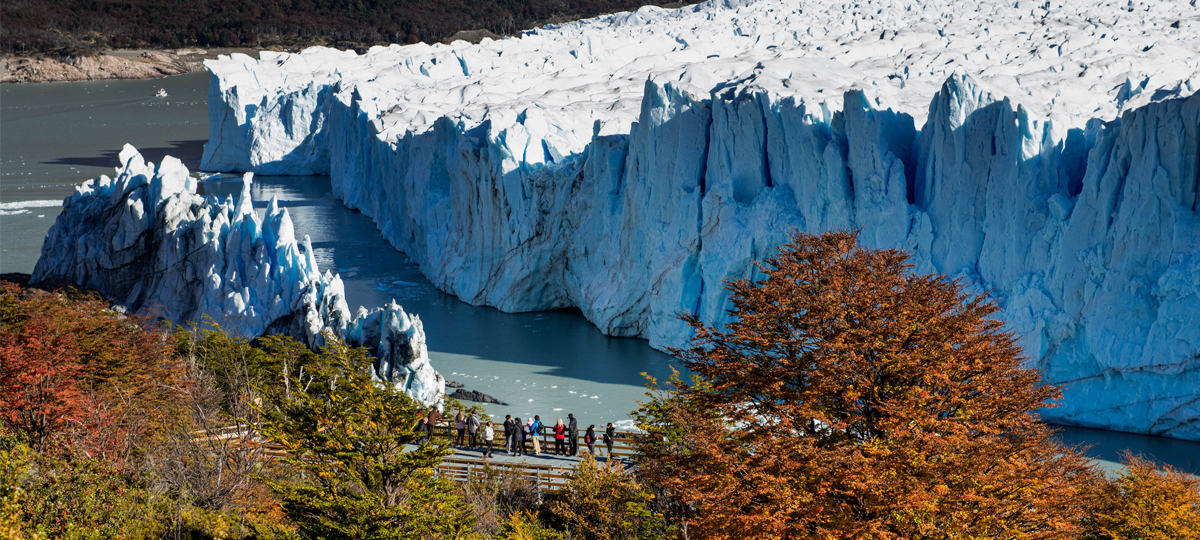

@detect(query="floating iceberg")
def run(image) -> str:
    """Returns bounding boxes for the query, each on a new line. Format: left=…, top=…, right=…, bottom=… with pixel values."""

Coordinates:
left=32, top=145, right=444, bottom=407
left=200, top=0, right=1200, bottom=438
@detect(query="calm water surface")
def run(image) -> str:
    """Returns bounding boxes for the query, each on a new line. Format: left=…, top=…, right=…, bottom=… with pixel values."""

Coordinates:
left=1, top=73, right=1196, bottom=473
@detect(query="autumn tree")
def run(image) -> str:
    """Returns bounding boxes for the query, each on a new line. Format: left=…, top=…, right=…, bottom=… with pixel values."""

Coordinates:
left=546, top=454, right=674, bottom=540
left=458, top=464, right=541, bottom=536
left=1081, top=451, right=1200, bottom=539
left=0, top=282, right=178, bottom=462
left=254, top=334, right=474, bottom=540
left=147, top=322, right=292, bottom=537
left=634, top=230, right=1098, bottom=539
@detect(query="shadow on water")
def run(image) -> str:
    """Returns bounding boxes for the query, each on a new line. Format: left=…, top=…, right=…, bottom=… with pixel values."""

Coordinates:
left=1054, top=424, right=1200, bottom=475
left=45, top=139, right=207, bottom=170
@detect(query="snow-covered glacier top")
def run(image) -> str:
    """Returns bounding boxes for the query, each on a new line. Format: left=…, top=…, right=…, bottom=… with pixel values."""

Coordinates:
left=204, top=0, right=1198, bottom=169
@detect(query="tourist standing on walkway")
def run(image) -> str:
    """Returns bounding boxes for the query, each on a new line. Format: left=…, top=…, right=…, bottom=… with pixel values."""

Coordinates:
left=467, top=411, right=481, bottom=448
left=554, top=418, right=567, bottom=455
left=515, top=417, right=527, bottom=455
left=568, top=413, right=579, bottom=456
left=503, top=415, right=515, bottom=454
left=484, top=421, right=495, bottom=458
left=604, top=423, right=615, bottom=460
left=585, top=425, right=597, bottom=455
left=454, top=411, right=466, bottom=446
left=416, top=417, right=430, bottom=444
left=427, top=408, right=441, bottom=434
left=530, top=416, right=543, bottom=455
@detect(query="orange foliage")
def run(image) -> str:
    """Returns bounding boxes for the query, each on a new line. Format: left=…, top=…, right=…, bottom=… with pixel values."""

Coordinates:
left=635, top=230, right=1098, bottom=539
left=1082, top=452, right=1200, bottom=540
left=0, top=281, right=180, bottom=464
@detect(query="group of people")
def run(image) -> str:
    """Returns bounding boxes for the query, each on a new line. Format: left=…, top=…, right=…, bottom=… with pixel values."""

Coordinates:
left=421, top=410, right=619, bottom=460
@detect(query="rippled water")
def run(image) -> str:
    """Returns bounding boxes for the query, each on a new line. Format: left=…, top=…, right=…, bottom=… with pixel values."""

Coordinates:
left=1, top=72, right=1196, bottom=474
left=1, top=71, right=211, bottom=272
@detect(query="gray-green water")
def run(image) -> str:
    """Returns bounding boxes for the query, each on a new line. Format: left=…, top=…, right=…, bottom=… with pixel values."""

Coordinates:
left=0, top=71, right=682, bottom=429
left=1, top=73, right=1196, bottom=473
left=1, top=71, right=210, bottom=272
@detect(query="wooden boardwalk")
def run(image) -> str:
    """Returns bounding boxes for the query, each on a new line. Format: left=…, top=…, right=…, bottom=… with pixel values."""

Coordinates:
left=201, top=423, right=641, bottom=493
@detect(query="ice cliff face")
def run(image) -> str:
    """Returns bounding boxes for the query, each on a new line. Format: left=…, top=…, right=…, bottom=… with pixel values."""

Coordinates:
left=32, top=146, right=444, bottom=407
left=200, top=0, right=1199, bottom=438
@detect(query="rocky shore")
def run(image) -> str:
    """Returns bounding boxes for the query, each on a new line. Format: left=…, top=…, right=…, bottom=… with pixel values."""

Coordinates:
left=0, top=48, right=255, bottom=83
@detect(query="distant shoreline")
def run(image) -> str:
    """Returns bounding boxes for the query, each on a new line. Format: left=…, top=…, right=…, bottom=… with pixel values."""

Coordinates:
left=0, top=47, right=258, bottom=84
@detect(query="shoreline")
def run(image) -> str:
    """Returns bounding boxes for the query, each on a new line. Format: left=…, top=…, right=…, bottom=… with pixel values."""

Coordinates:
left=0, top=47, right=259, bottom=84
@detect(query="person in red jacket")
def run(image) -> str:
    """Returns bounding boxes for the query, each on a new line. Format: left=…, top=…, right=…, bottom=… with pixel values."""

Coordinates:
left=553, top=418, right=567, bottom=456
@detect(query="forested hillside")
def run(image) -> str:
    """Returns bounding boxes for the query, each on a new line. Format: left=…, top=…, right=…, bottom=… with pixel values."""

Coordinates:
left=0, top=0, right=688, bottom=53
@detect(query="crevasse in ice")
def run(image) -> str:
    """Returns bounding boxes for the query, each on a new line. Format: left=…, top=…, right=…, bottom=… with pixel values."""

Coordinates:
left=201, top=0, right=1199, bottom=438
left=32, top=145, right=445, bottom=407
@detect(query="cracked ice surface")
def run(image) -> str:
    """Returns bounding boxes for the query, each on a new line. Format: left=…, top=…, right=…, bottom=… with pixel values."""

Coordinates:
left=200, top=0, right=1200, bottom=438
left=32, top=145, right=444, bottom=407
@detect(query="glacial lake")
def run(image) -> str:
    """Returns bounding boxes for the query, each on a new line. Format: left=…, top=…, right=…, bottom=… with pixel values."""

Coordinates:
left=2, top=71, right=1196, bottom=474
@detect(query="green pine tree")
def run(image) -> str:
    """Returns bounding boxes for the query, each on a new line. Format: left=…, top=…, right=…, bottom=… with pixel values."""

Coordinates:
left=254, top=334, right=474, bottom=540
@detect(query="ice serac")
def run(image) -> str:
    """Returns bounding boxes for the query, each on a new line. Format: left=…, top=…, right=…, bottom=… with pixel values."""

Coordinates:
left=200, top=0, right=1200, bottom=439
left=32, top=146, right=445, bottom=407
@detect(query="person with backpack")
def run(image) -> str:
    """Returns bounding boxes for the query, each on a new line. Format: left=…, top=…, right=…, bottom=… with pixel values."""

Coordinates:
left=467, top=411, right=481, bottom=449
left=584, top=424, right=597, bottom=455
left=553, top=418, right=567, bottom=455
left=567, top=413, right=579, bottom=456
left=529, top=415, right=543, bottom=455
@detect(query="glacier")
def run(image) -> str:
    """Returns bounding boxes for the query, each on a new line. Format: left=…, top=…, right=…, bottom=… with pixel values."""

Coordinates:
left=31, top=145, right=444, bottom=407
left=199, top=0, right=1200, bottom=438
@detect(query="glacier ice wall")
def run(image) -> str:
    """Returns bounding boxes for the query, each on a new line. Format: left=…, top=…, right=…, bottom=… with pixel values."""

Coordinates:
left=32, top=146, right=444, bottom=407
left=200, top=0, right=1200, bottom=438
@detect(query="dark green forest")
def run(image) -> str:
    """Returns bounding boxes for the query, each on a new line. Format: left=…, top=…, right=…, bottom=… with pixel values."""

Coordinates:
left=0, top=0, right=688, bottom=54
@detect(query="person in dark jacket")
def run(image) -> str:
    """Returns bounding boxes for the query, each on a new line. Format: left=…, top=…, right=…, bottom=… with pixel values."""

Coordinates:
left=415, top=417, right=430, bottom=444
left=604, top=422, right=615, bottom=461
left=513, top=417, right=525, bottom=456
left=467, top=411, right=481, bottom=448
left=567, top=413, right=579, bottom=456
left=584, top=424, right=597, bottom=455
left=503, top=415, right=515, bottom=454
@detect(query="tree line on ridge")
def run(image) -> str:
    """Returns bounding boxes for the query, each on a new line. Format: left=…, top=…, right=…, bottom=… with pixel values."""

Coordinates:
left=1, top=0, right=691, bottom=54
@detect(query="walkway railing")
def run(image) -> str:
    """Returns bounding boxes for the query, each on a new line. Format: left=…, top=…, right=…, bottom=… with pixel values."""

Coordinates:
left=193, top=422, right=643, bottom=493
left=426, top=422, right=642, bottom=460
left=427, top=423, right=642, bottom=493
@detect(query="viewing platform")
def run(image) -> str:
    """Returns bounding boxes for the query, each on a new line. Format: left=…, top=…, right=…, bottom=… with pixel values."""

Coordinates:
left=205, top=422, right=643, bottom=493
left=425, top=424, right=641, bottom=493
